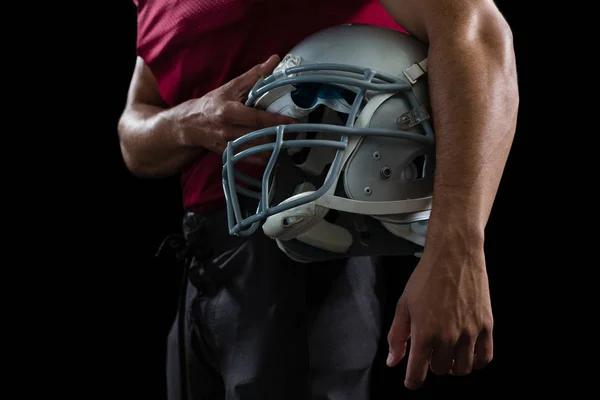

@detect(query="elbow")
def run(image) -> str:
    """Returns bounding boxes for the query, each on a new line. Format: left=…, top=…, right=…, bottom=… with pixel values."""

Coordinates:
left=119, top=144, right=171, bottom=178
left=118, top=132, right=181, bottom=179
left=119, top=141, right=150, bottom=178
left=117, top=116, right=154, bottom=178
left=118, top=138, right=163, bottom=178
left=117, top=113, right=183, bottom=178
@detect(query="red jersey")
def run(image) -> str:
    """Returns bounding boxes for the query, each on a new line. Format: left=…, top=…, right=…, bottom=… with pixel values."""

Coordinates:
left=133, top=0, right=406, bottom=213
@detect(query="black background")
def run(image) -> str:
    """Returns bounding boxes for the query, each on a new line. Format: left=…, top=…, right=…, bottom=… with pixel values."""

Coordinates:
left=74, top=1, right=531, bottom=398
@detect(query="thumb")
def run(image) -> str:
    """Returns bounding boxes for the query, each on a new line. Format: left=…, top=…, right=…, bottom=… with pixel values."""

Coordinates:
left=387, top=296, right=411, bottom=367
left=223, top=54, right=281, bottom=100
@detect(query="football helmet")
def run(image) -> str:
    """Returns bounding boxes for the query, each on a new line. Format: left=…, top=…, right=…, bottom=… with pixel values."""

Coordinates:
left=221, top=24, right=435, bottom=262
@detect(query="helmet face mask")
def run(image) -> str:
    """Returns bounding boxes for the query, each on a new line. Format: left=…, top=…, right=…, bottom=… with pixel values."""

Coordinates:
left=221, top=24, right=436, bottom=261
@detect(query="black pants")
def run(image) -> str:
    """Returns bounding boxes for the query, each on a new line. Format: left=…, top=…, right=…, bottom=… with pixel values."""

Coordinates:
left=166, top=205, right=415, bottom=400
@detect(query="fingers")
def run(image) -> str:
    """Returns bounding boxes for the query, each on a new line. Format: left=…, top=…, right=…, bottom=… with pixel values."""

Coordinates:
left=221, top=125, right=267, bottom=144
left=473, top=328, right=494, bottom=370
left=387, top=297, right=432, bottom=391
left=223, top=101, right=297, bottom=128
left=403, top=327, right=491, bottom=389
left=224, top=143, right=271, bottom=166
left=220, top=126, right=273, bottom=165
left=213, top=101, right=295, bottom=166
left=238, top=152, right=271, bottom=166
left=221, top=125, right=274, bottom=153
left=450, top=335, right=475, bottom=376
left=222, top=54, right=281, bottom=100
left=404, top=337, right=432, bottom=390
left=429, top=341, right=454, bottom=376
left=387, top=297, right=411, bottom=367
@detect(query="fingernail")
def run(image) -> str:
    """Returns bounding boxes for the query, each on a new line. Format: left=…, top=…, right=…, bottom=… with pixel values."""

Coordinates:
left=386, top=353, right=393, bottom=365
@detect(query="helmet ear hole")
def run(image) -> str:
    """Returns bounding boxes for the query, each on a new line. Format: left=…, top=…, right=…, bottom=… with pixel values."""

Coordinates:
left=404, top=154, right=426, bottom=180
left=403, top=163, right=418, bottom=180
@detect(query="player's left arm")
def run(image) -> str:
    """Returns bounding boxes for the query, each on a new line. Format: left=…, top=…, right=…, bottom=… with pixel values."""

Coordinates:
left=379, top=0, right=519, bottom=389
left=380, top=0, right=518, bottom=260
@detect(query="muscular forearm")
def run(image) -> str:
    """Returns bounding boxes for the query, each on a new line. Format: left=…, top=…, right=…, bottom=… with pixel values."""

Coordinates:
left=424, top=12, right=519, bottom=248
left=118, top=103, right=204, bottom=177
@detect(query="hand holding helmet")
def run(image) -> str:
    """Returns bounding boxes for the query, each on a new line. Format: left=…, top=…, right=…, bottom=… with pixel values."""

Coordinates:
left=173, top=55, right=297, bottom=165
